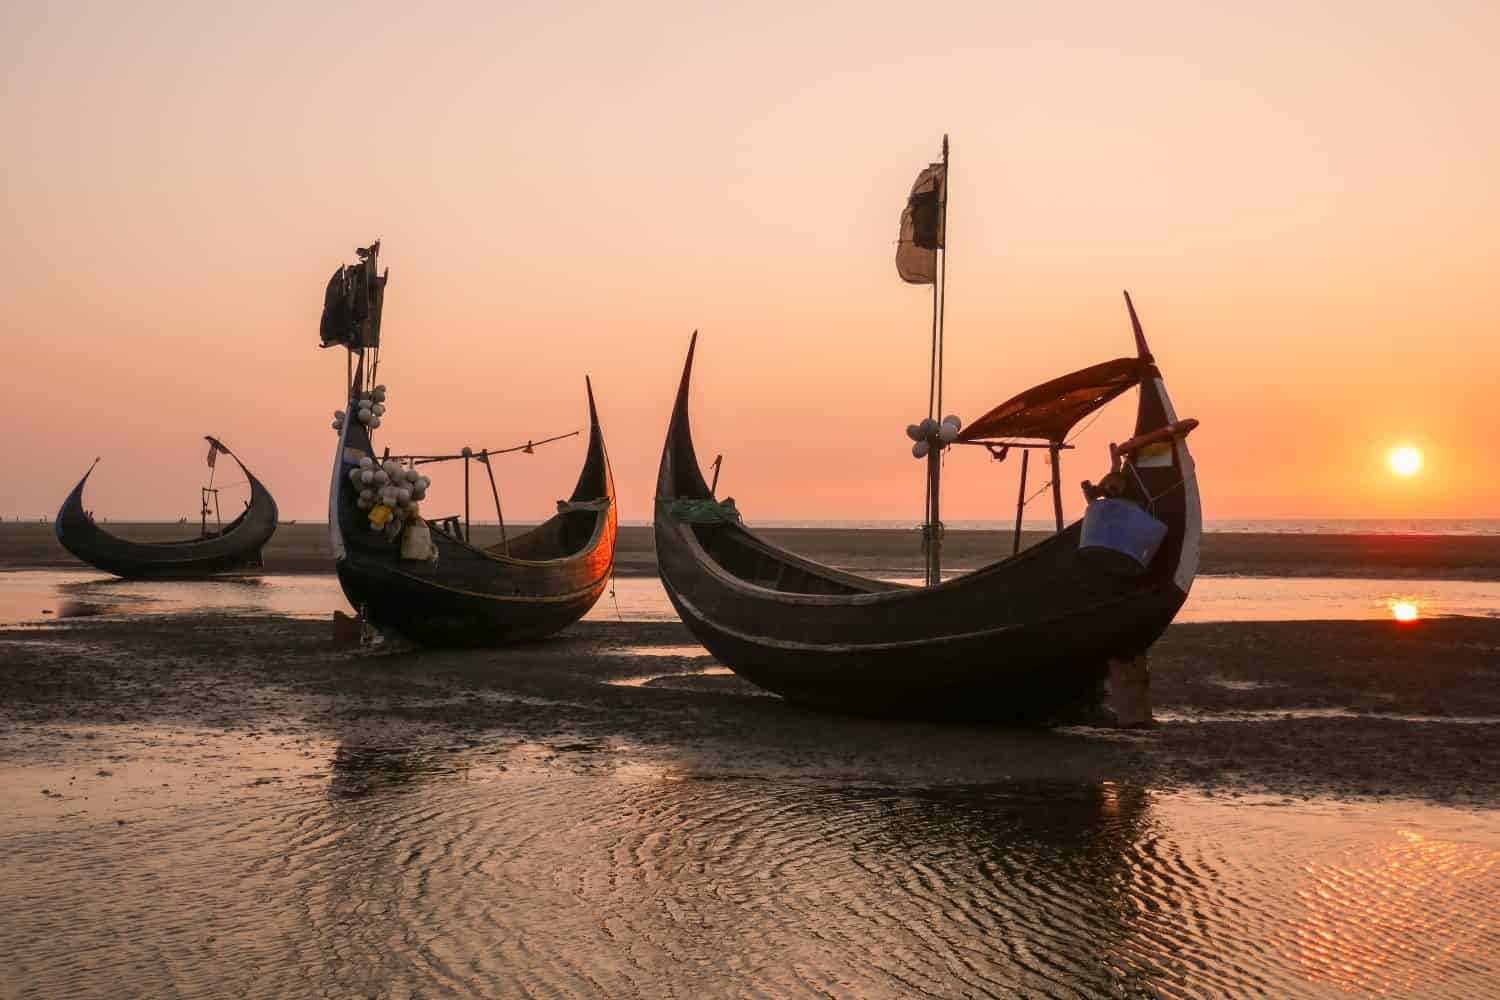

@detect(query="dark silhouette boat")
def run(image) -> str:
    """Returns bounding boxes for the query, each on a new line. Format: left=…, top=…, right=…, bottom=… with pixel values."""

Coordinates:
left=322, top=243, right=617, bottom=647
left=653, top=296, right=1200, bottom=721
left=55, top=437, right=278, bottom=579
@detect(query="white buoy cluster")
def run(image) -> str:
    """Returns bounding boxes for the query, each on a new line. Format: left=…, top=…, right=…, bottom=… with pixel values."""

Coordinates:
left=347, top=458, right=431, bottom=531
left=905, top=414, right=962, bottom=457
left=331, top=384, right=388, bottom=432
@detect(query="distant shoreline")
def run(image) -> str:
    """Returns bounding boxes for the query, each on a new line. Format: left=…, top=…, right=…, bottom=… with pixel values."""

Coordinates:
left=6, top=522, right=1499, bottom=582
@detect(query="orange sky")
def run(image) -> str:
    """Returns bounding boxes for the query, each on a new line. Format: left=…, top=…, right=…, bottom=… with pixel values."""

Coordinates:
left=4, top=1, right=1497, bottom=525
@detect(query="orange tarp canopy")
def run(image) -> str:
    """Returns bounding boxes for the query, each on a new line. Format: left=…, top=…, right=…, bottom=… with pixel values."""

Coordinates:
left=956, top=358, right=1143, bottom=445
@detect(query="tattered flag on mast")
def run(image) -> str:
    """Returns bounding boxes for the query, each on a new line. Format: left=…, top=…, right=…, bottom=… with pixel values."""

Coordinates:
left=318, top=241, right=388, bottom=350
left=204, top=436, right=229, bottom=469
left=895, top=160, right=946, bottom=284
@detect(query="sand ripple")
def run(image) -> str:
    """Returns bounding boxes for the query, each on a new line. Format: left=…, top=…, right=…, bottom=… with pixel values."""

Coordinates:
left=4, top=750, right=1499, bottom=999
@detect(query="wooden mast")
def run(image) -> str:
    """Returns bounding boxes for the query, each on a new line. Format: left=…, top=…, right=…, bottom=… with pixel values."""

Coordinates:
left=924, top=135, right=950, bottom=587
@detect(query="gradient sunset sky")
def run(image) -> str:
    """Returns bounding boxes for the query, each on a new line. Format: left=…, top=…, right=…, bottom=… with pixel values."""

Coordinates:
left=4, top=1, right=1497, bottom=524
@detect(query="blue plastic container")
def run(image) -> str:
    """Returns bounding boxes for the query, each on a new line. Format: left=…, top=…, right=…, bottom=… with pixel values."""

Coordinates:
left=1079, top=498, right=1168, bottom=576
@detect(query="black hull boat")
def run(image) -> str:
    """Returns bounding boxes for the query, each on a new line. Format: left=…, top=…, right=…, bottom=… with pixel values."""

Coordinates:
left=654, top=302, right=1200, bottom=721
left=54, top=438, right=278, bottom=580
left=322, top=243, right=617, bottom=647
left=330, top=381, right=617, bottom=647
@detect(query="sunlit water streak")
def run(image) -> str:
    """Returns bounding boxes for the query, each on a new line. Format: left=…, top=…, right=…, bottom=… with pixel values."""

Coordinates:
left=2, top=729, right=1497, bottom=998
left=617, top=519, right=1500, bottom=535
left=1, top=571, right=1497, bottom=628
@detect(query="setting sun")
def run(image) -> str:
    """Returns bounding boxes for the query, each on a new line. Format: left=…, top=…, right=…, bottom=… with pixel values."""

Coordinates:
left=1389, top=447, right=1423, bottom=478
left=1390, top=601, right=1420, bottom=622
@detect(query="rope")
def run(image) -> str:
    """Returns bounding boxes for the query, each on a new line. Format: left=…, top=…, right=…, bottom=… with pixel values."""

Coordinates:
left=1064, top=404, right=1109, bottom=446
left=397, top=430, right=581, bottom=465
left=1023, top=479, right=1052, bottom=507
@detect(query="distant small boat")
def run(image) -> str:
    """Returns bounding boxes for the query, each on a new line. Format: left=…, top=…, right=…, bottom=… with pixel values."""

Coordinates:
left=55, top=437, right=278, bottom=579
left=322, top=243, right=617, bottom=647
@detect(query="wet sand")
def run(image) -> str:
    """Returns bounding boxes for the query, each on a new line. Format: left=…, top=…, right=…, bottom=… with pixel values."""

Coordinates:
left=7, top=520, right=1500, bottom=580
left=3, top=610, right=1497, bottom=806
left=6, top=609, right=1500, bottom=996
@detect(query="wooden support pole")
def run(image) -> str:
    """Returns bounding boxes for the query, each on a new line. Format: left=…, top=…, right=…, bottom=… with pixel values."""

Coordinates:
left=1013, top=448, right=1030, bottom=555
left=1108, top=656, right=1152, bottom=728
left=481, top=451, right=508, bottom=555
left=926, top=446, right=943, bottom=586
left=463, top=452, right=471, bottom=543
left=1050, top=443, right=1064, bottom=533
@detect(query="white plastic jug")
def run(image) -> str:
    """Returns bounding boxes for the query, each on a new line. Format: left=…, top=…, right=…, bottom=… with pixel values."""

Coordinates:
left=400, top=519, right=433, bottom=561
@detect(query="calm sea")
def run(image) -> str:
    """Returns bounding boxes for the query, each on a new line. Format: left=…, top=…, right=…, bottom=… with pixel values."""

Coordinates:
left=606, top=519, right=1500, bottom=535
left=23, top=518, right=1498, bottom=535
left=2, top=571, right=1497, bottom=627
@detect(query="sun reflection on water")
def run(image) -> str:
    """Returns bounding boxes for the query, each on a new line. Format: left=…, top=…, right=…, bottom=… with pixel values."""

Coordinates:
left=1290, top=828, right=1500, bottom=993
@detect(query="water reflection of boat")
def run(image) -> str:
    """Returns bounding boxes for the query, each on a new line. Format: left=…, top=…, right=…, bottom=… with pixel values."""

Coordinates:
left=54, top=437, right=278, bottom=580
left=321, top=243, right=618, bottom=647
left=326, top=744, right=465, bottom=799
left=654, top=297, right=1201, bottom=720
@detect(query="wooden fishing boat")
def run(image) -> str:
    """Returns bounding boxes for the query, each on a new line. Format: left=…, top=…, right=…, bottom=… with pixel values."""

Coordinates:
left=654, top=296, right=1200, bottom=721
left=55, top=437, right=278, bottom=579
left=322, top=243, right=617, bottom=647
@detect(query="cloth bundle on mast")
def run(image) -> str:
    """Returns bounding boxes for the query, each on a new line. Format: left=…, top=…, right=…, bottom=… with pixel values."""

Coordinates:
left=319, top=242, right=387, bottom=350
left=895, top=161, right=947, bottom=284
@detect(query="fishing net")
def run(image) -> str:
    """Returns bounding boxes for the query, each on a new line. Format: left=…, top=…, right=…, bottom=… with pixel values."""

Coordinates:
left=670, top=498, right=742, bottom=525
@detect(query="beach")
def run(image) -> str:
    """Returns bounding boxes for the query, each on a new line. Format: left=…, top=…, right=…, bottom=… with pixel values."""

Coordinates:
left=7, top=521, right=1500, bottom=580
left=5, top=532, right=1500, bottom=996
left=6, top=521, right=1496, bottom=803
left=4, top=607, right=1498, bottom=805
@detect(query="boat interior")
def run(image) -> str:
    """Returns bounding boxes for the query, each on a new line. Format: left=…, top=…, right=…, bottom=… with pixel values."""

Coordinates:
left=486, top=507, right=604, bottom=561
left=687, top=522, right=901, bottom=596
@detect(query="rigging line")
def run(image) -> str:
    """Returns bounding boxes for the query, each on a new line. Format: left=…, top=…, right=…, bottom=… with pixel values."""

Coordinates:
left=1147, top=477, right=1187, bottom=506
left=401, top=430, right=582, bottom=465
left=926, top=207, right=940, bottom=419
left=1063, top=403, right=1110, bottom=446
left=927, top=282, right=939, bottom=420
left=1020, top=479, right=1052, bottom=509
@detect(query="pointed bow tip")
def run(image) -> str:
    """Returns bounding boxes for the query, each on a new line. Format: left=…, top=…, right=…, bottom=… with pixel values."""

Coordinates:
left=679, top=332, right=699, bottom=383
left=584, top=375, right=600, bottom=425
left=1123, top=291, right=1154, bottom=363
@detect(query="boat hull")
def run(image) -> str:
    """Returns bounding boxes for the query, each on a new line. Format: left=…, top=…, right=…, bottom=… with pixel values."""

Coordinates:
left=657, top=519, right=1187, bottom=720
left=335, top=555, right=610, bottom=647
left=653, top=321, right=1200, bottom=722
left=328, top=373, right=617, bottom=649
left=54, top=453, right=278, bottom=580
